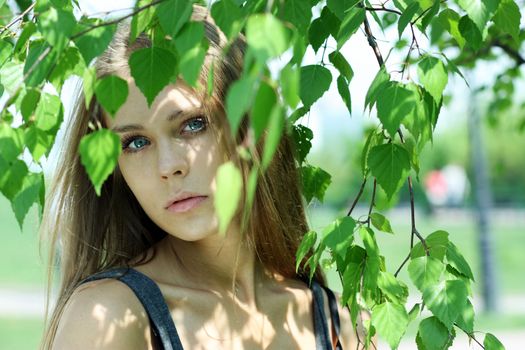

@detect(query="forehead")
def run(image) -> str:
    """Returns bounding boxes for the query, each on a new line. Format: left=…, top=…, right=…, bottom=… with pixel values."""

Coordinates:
left=105, top=77, right=203, bottom=128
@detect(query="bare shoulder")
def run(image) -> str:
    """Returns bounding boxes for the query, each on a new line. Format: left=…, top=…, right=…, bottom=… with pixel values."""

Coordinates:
left=52, top=278, right=152, bottom=350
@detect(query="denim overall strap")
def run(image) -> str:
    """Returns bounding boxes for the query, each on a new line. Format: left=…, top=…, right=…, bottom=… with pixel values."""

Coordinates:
left=82, top=267, right=184, bottom=350
left=311, top=280, right=333, bottom=350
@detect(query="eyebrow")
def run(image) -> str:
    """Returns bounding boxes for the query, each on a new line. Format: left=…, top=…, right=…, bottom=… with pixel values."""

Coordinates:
left=111, top=109, right=188, bottom=133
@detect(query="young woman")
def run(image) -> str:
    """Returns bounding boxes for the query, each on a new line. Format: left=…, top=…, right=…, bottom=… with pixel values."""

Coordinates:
left=41, top=6, right=358, bottom=350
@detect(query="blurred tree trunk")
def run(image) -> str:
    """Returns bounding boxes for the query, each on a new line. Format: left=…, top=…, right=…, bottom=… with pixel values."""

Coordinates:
left=468, top=89, right=499, bottom=313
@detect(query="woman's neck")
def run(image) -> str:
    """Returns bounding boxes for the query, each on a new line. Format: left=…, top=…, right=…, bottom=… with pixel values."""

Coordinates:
left=157, top=227, right=268, bottom=307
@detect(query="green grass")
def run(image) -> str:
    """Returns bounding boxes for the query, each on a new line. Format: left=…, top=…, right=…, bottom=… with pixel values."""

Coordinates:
left=0, top=196, right=46, bottom=289
left=0, top=317, right=44, bottom=350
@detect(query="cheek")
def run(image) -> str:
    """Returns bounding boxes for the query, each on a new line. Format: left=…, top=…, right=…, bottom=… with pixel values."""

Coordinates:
left=118, top=158, right=155, bottom=201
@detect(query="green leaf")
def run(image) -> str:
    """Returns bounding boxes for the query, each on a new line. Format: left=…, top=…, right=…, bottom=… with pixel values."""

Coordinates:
left=457, top=0, right=499, bottom=32
left=418, top=0, right=440, bottom=32
left=13, top=21, right=36, bottom=54
left=0, top=39, right=13, bottom=67
left=456, top=299, right=475, bottom=333
left=371, top=301, right=408, bottom=349
left=215, top=161, right=242, bottom=235
left=370, top=212, right=394, bottom=234
left=360, top=226, right=379, bottom=256
left=418, top=316, right=449, bottom=350
left=226, top=77, right=255, bottom=135
left=336, top=75, right=352, bottom=115
left=95, top=75, right=129, bottom=118
left=300, top=165, right=332, bottom=204
left=484, top=333, right=505, bottom=350
left=329, top=51, right=353, bottom=81
left=446, top=242, right=475, bottom=280
left=423, top=279, right=468, bottom=329
left=128, top=47, right=177, bottom=107
left=408, top=303, right=421, bottom=322
left=174, top=22, right=204, bottom=53
left=83, top=67, right=96, bottom=107
left=211, top=0, right=242, bottom=39
left=319, top=6, right=341, bottom=38
left=398, top=2, right=420, bottom=37
left=408, top=256, right=445, bottom=292
left=24, top=125, right=54, bottom=162
left=342, top=245, right=365, bottom=305
left=157, top=0, right=192, bottom=38
left=437, top=9, right=466, bottom=48
left=492, top=0, right=521, bottom=43
left=251, top=81, right=277, bottom=141
left=178, top=41, right=207, bottom=87
left=37, top=7, right=76, bottom=52
left=78, top=129, right=121, bottom=196
left=367, top=144, right=411, bottom=200
left=0, top=61, right=24, bottom=95
left=365, top=67, right=389, bottom=111
left=23, top=41, right=58, bottom=87
left=11, top=173, right=42, bottom=229
left=361, top=129, right=381, bottom=175
left=0, top=158, right=28, bottom=200
left=299, top=65, right=332, bottom=108
left=261, top=104, right=284, bottom=169
left=0, top=123, right=24, bottom=162
left=336, top=7, right=365, bottom=49
left=308, top=17, right=330, bottom=52
left=20, top=88, right=41, bottom=122
left=73, top=21, right=116, bottom=65
left=48, top=46, right=84, bottom=90
left=280, top=64, right=300, bottom=108
left=376, top=81, right=417, bottom=137
left=417, top=56, right=448, bottom=103
left=411, top=230, right=449, bottom=260
left=246, top=14, right=289, bottom=62
left=322, top=216, right=355, bottom=259
left=35, top=93, right=62, bottom=131
left=327, top=0, right=360, bottom=21
left=130, top=0, right=156, bottom=42
left=282, top=0, right=312, bottom=32
left=296, top=230, right=317, bottom=271
left=292, top=124, right=313, bottom=163
left=458, top=15, right=483, bottom=51
left=377, top=271, right=409, bottom=304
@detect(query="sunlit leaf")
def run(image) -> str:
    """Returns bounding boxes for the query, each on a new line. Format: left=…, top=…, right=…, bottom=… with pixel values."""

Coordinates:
left=211, top=0, right=242, bottom=39
left=377, top=271, right=409, bottom=304
left=157, top=0, right=192, bottom=38
left=376, top=81, right=417, bottom=137
left=322, top=216, right=355, bottom=259
left=372, top=301, right=408, bottom=349
left=336, top=6, right=365, bottom=49
left=484, top=333, right=505, bottom=350
left=78, top=129, right=121, bottom=196
left=423, top=279, right=468, bottom=329
left=215, top=161, right=242, bottom=234
left=446, top=242, right=475, bottom=280
left=492, top=0, right=521, bottom=43
left=411, top=230, right=449, bottom=260
left=336, top=75, right=351, bottom=115
left=417, top=316, right=449, bottom=350
left=457, top=0, right=499, bottom=32
left=368, top=144, right=411, bottom=200
left=370, top=212, right=394, bottom=234
left=418, top=56, right=448, bottom=103
left=128, top=47, right=177, bottom=107
left=296, top=230, right=317, bottom=271
left=226, top=77, right=255, bottom=135
left=246, top=14, right=289, bottom=62
left=11, top=173, right=42, bottom=229
left=251, top=81, right=277, bottom=140
left=95, top=75, right=129, bottom=117
left=282, top=0, right=312, bottom=32
left=280, top=64, right=300, bottom=109
left=73, top=21, right=116, bottom=65
left=261, top=104, right=284, bottom=169
left=408, top=255, right=445, bottom=292
left=37, top=7, right=76, bottom=53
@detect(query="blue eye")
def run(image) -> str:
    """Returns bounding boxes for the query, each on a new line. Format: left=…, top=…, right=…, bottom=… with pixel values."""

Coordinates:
left=182, top=117, right=207, bottom=133
left=122, top=136, right=150, bottom=152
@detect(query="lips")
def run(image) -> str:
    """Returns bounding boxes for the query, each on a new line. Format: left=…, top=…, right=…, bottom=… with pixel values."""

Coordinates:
left=165, top=195, right=208, bottom=213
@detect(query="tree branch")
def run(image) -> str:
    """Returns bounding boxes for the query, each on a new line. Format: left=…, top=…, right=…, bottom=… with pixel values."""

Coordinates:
left=367, top=179, right=377, bottom=227
left=362, top=14, right=384, bottom=67
left=493, top=39, right=525, bottom=66
left=365, top=6, right=402, bottom=16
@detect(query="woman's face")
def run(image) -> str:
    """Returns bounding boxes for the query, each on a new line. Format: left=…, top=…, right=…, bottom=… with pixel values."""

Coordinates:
left=105, top=79, right=226, bottom=241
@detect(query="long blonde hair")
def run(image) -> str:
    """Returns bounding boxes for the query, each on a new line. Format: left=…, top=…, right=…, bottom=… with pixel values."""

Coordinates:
left=40, top=5, right=320, bottom=349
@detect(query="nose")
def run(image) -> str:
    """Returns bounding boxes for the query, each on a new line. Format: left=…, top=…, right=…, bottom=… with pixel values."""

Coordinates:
left=158, top=142, right=189, bottom=179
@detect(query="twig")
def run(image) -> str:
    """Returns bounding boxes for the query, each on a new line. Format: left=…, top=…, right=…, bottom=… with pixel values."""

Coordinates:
left=366, top=179, right=377, bottom=227
left=0, top=2, right=35, bottom=36
left=347, top=178, right=367, bottom=216
left=365, top=6, right=402, bottom=15
left=493, top=39, right=525, bottom=66
left=362, top=14, right=384, bottom=67
left=394, top=253, right=410, bottom=277
left=71, top=0, right=167, bottom=40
